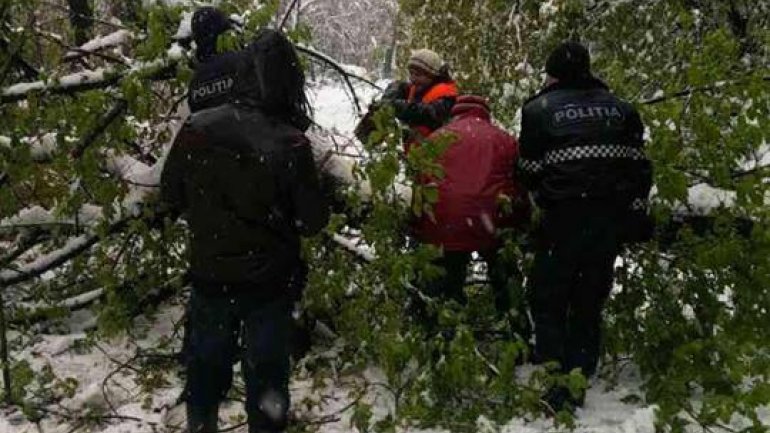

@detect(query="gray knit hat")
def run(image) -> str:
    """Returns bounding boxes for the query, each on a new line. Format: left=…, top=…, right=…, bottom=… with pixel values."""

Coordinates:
left=408, top=48, right=444, bottom=76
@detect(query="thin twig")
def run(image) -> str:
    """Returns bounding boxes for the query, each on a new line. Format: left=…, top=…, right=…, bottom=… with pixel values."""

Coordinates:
left=278, top=0, right=300, bottom=30
left=0, top=290, right=12, bottom=404
left=71, top=98, right=128, bottom=158
left=640, top=76, right=770, bottom=105
left=295, top=44, right=383, bottom=115
left=0, top=217, right=132, bottom=287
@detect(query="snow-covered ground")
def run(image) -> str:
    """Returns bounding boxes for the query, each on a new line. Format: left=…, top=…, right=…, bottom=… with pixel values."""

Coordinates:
left=0, top=300, right=660, bottom=433
left=1, top=81, right=766, bottom=433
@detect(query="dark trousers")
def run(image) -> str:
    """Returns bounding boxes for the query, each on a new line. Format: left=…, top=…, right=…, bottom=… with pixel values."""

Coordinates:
left=184, top=287, right=292, bottom=433
left=413, top=249, right=529, bottom=339
left=529, top=205, right=621, bottom=376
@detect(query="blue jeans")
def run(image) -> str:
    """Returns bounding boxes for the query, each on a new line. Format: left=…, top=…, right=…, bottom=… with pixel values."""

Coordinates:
left=184, top=287, right=292, bottom=432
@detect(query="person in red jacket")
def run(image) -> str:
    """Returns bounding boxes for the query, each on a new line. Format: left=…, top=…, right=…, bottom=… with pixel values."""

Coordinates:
left=411, top=95, right=531, bottom=340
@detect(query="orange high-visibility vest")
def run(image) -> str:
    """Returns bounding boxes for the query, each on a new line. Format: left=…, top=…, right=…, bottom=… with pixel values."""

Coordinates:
left=406, top=81, right=459, bottom=139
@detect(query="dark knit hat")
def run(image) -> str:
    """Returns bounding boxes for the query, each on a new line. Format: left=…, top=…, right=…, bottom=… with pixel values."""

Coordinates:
left=192, top=7, right=234, bottom=61
left=545, top=41, right=591, bottom=81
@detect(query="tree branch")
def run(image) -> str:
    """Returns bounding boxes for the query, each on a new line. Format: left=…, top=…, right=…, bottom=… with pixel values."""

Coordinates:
left=71, top=98, right=128, bottom=158
left=0, top=37, right=39, bottom=80
left=296, top=44, right=383, bottom=116
left=0, top=231, right=46, bottom=268
left=1, top=59, right=178, bottom=104
left=63, top=29, right=132, bottom=62
left=279, top=0, right=301, bottom=30
left=641, top=76, right=770, bottom=105
left=68, top=0, right=93, bottom=46
left=0, top=218, right=129, bottom=287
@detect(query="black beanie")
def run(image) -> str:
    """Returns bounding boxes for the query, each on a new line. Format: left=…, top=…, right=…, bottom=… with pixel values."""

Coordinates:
left=545, top=41, right=591, bottom=81
left=192, top=7, right=233, bottom=61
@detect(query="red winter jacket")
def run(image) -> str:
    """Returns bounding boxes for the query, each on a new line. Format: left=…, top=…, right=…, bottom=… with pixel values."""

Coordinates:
left=412, top=95, right=529, bottom=252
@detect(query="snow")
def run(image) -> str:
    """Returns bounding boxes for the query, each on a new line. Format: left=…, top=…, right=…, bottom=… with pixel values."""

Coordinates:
left=3, top=42, right=188, bottom=99
left=58, top=68, right=107, bottom=87
left=1, top=205, right=53, bottom=226
left=2, top=69, right=107, bottom=97
left=331, top=233, right=376, bottom=262
left=0, top=203, right=104, bottom=229
left=310, top=81, right=375, bottom=134
left=2, top=80, right=45, bottom=96
left=0, top=297, right=678, bottom=433
left=25, top=132, right=58, bottom=161
left=2, top=79, right=768, bottom=433
left=65, top=30, right=132, bottom=58
left=173, top=11, right=193, bottom=40
left=167, top=43, right=186, bottom=60
left=0, top=232, right=94, bottom=284
left=685, top=183, right=737, bottom=214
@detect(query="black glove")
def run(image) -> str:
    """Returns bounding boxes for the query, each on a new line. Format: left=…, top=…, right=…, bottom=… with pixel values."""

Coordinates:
left=382, top=80, right=409, bottom=102
left=288, top=261, right=309, bottom=302
left=389, top=98, right=408, bottom=117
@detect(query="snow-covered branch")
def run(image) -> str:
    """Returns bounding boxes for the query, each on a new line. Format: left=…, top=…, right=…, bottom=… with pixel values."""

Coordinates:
left=1, top=68, right=116, bottom=103
left=307, top=129, right=411, bottom=204
left=297, top=43, right=382, bottom=115
left=0, top=204, right=104, bottom=232
left=641, top=76, right=770, bottom=105
left=330, top=234, right=375, bottom=263
left=1, top=45, right=185, bottom=104
left=0, top=101, right=187, bottom=285
left=14, top=288, right=104, bottom=315
left=64, top=29, right=133, bottom=61
left=0, top=218, right=129, bottom=287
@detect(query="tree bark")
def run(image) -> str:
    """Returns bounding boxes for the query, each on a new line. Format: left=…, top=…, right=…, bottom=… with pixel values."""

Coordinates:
left=0, top=290, right=11, bottom=404
left=68, top=0, right=93, bottom=46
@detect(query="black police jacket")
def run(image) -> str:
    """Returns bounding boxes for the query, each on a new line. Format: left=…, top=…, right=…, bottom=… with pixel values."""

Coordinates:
left=161, top=102, right=329, bottom=290
left=517, top=76, right=652, bottom=211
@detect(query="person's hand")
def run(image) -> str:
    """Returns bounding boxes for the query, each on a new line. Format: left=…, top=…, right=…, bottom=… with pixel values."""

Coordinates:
left=382, top=80, right=408, bottom=102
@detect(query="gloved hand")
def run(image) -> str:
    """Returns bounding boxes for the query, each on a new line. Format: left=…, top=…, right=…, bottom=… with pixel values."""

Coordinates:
left=382, top=80, right=409, bottom=102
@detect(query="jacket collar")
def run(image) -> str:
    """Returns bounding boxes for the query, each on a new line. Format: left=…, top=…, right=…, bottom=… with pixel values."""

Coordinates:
left=528, top=75, right=610, bottom=102
left=451, top=95, right=490, bottom=121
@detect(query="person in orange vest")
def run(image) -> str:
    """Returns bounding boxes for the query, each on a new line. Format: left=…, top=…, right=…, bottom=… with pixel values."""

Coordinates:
left=356, top=49, right=458, bottom=151
left=389, top=49, right=458, bottom=152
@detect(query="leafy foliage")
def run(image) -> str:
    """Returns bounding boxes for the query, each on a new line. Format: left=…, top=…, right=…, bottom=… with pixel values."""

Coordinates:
left=1, top=0, right=768, bottom=432
left=402, top=0, right=770, bottom=430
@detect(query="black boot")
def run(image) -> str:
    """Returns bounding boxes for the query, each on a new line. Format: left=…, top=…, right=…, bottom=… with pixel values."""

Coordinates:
left=542, top=385, right=585, bottom=414
left=186, top=404, right=218, bottom=433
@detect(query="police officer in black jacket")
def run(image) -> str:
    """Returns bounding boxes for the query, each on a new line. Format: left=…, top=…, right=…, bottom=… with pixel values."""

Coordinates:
left=161, top=12, right=328, bottom=432
left=517, top=41, right=652, bottom=411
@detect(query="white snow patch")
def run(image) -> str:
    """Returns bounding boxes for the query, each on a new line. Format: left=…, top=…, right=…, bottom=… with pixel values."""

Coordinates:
left=685, top=183, right=737, bottom=214
left=24, top=132, right=58, bottom=161
left=0, top=203, right=104, bottom=229
left=173, top=11, right=193, bottom=40
left=2, top=80, right=45, bottom=96
left=59, top=68, right=108, bottom=87
left=309, top=81, right=379, bottom=135
left=66, top=30, right=132, bottom=58
left=0, top=232, right=94, bottom=283
left=1, top=205, right=53, bottom=226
